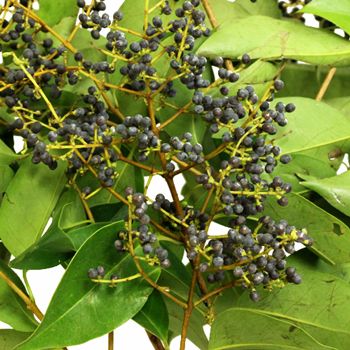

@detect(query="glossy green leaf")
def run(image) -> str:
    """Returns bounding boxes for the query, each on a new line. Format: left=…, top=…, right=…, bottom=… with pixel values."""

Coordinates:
left=301, top=171, right=350, bottom=216
left=198, top=16, right=350, bottom=66
left=10, top=203, right=88, bottom=270
left=0, top=261, right=37, bottom=332
left=0, top=160, right=66, bottom=256
left=207, top=0, right=280, bottom=24
left=37, top=1, right=78, bottom=27
left=210, top=251, right=350, bottom=350
left=300, top=0, right=350, bottom=35
left=52, top=188, right=86, bottom=230
left=133, top=291, right=169, bottom=346
left=0, top=139, right=21, bottom=165
left=264, top=193, right=350, bottom=265
left=16, top=222, right=160, bottom=350
left=0, top=330, right=31, bottom=350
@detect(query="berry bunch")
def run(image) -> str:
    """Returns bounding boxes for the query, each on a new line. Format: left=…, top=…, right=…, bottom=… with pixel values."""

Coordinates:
left=0, top=0, right=312, bottom=306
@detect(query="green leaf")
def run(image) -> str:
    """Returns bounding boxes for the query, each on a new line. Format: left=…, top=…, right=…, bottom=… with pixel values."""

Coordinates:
left=266, top=153, right=337, bottom=193
left=86, top=156, right=144, bottom=206
left=0, top=261, right=37, bottom=332
left=0, top=107, right=15, bottom=123
left=198, top=16, right=350, bottom=66
left=16, top=222, right=160, bottom=350
left=0, top=330, right=31, bottom=350
left=0, top=160, right=66, bottom=256
left=133, top=291, right=169, bottom=346
left=52, top=188, right=86, bottom=230
left=212, top=97, right=350, bottom=156
left=326, top=96, right=350, bottom=114
left=207, top=0, right=281, bottom=24
left=210, top=309, right=338, bottom=350
left=10, top=203, right=83, bottom=270
left=272, top=97, right=350, bottom=155
left=0, top=139, right=22, bottom=165
left=280, top=64, right=350, bottom=99
left=212, top=60, right=279, bottom=99
left=210, top=250, right=350, bottom=350
left=37, top=1, right=78, bottom=27
left=0, top=166, right=14, bottom=204
left=300, top=0, right=350, bottom=35
left=264, top=193, right=350, bottom=265
left=301, top=171, right=350, bottom=216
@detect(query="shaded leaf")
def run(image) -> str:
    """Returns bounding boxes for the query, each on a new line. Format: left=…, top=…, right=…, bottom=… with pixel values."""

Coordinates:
left=0, top=160, right=66, bottom=256
left=280, top=64, right=350, bottom=99
left=210, top=250, right=350, bottom=349
left=133, top=291, right=169, bottom=346
left=52, top=188, right=86, bottom=230
left=0, top=330, right=31, bottom=350
left=0, top=261, right=37, bottom=332
left=0, top=139, right=22, bottom=165
left=16, top=223, right=160, bottom=350
left=198, top=16, right=350, bottom=66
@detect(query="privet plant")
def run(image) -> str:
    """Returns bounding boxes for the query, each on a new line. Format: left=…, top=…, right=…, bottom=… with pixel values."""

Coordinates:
left=1, top=0, right=350, bottom=349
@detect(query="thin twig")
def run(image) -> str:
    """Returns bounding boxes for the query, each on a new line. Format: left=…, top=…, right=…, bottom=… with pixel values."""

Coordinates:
left=316, top=67, right=337, bottom=101
left=0, top=271, right=43, bottom=321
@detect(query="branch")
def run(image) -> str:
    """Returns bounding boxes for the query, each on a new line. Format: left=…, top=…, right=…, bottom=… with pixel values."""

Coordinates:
left=201, top=0, right=234, bottom=71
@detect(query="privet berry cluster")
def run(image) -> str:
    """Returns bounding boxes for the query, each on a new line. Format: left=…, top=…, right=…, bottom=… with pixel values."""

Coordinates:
left=0, top=0, right=312, bottom=305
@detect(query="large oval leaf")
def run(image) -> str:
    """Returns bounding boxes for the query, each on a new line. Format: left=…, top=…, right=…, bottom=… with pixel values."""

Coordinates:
left=0, top=160, right=66, bottom=256
left=210, top=251, right=350, bottom=349
left=198, top=16, right=350, bottom=66
left=15, top=222, right=160, bottom=350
